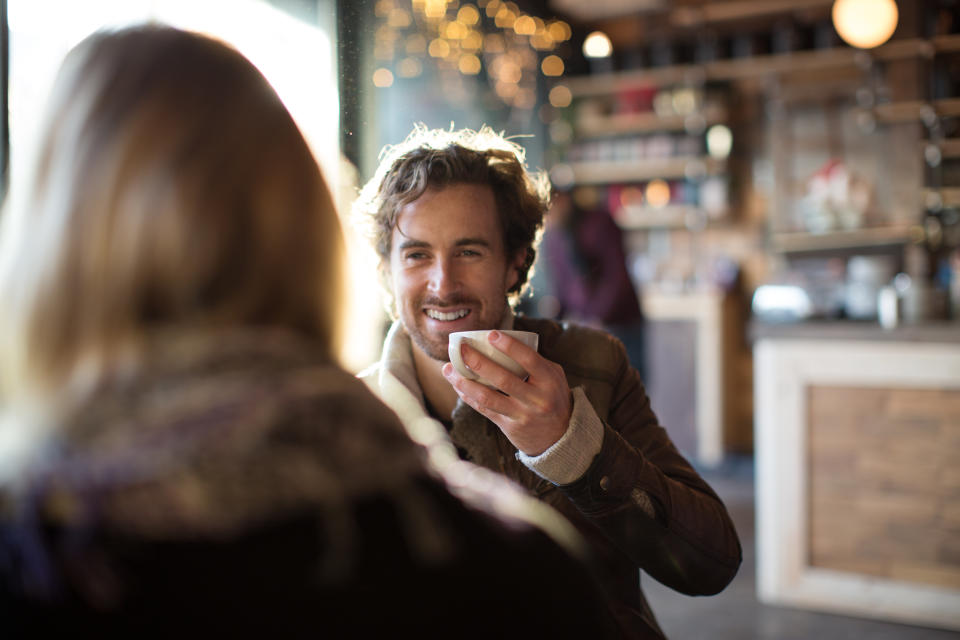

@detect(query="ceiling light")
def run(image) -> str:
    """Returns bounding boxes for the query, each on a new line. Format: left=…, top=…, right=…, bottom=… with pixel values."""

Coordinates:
left=832, top=0, right=898, bottom=49
left=583, top=31, right=612, bottom=58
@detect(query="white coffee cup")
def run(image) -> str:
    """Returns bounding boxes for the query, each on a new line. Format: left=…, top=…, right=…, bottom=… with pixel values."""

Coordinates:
left=447, top=330, right=539, bottom=388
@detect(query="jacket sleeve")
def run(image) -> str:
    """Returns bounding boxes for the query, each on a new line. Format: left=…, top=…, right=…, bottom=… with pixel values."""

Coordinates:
left=555, top=346, right=742, bottom=596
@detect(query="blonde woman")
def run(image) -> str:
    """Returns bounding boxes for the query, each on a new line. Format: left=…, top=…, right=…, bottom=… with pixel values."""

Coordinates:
left=0, top=25, right=614, bottom=636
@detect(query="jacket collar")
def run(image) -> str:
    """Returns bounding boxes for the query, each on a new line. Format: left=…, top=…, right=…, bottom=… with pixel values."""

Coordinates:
left=373, top=322, right=460, bottom=470
left=379, top=321, right=425, bottom=408
left=373, top=314, right=517, bottom=471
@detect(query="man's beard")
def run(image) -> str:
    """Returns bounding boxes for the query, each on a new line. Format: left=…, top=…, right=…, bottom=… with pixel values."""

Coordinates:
left=405, top=294, right=471, bottom=362
left=403, top=293, right=504, bottom=362
left=408, top=327, right=452, bottom=362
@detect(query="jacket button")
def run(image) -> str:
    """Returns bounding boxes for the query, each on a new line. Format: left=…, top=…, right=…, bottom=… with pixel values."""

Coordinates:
left=599, top=476, right=611, bottom=492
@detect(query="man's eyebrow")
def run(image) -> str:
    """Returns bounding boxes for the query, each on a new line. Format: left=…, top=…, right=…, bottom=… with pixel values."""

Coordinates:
left=398, top=239, right=430, bottom=251
left=397, top=237, right=491, bottom=251
left=455, top=237, right=491, bottom=247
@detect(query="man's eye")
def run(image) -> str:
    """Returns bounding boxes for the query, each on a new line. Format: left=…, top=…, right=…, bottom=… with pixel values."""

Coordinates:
left=459, top=249, right=481, bottom=257
left=405, top=252, right=428, bottom=260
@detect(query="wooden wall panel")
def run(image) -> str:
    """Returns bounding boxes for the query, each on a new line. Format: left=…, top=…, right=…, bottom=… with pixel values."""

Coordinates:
left=807, top=385, right=960, bottom=590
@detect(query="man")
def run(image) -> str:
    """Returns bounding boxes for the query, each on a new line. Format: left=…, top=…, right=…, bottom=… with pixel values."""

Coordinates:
left=356, top=125, right=741, bottom=639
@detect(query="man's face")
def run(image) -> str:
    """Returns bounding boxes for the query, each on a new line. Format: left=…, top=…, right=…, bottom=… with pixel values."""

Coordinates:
left=388, top=183, right=522, bottom=361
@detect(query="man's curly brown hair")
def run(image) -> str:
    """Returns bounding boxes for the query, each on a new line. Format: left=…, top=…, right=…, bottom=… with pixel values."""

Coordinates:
left=354, top=124, right=550, bottom=314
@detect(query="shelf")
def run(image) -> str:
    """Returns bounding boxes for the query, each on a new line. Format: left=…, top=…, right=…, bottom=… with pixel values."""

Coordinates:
left=564, top=37, right=958, bottom=98
left=935, top=98, right=960, bottom=118
left=770, top=226, right=913, bottom=253
left=613, top=205, right=701, bottom=229
left=873, top=98, right=960, bottom=124
left=925, top=187, right=960, bottom=207
left=565, top=157, right=725, bottom=184
left=575, top=104, right=727, bottom=137
left=872, top=101, right=926, bottom=123
left=931, top=139, right=960, bottom=158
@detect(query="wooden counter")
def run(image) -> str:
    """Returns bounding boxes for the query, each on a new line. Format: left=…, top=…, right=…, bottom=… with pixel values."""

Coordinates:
left=754, top=327, right=960, bottom=631
left=750, top=319, right=960, bottom=344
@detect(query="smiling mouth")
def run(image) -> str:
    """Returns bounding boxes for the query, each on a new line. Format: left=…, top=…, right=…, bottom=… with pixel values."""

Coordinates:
left=424, top=308, right=470, bottom=321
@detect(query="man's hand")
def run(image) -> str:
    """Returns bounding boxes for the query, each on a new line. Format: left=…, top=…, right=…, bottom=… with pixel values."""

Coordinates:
left=441, top=330, right=572, bottom=456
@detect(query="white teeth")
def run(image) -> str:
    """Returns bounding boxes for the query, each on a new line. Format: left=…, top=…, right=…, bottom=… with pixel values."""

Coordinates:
left=426, top=309, right=469, bottom=321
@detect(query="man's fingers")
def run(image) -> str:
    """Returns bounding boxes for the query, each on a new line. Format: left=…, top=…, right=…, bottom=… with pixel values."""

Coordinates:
left=487, top=330, right=549, bottom=377
left=442, top=362, right=517, bottom=417
left=487, top=331, right=569, bottom=396
left=459, top=343, right=528, bottom=397
left=442, top=357, right=570, bottom=455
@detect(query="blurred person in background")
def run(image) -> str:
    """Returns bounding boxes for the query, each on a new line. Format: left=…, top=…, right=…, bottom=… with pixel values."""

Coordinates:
left=355, top=125, right=742, bottom=639
left=0, top=25, right=615, bottom=637
left=541, top=188, right=646, bottom=379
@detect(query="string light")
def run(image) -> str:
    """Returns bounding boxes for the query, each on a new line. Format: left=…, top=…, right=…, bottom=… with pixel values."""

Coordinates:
left=397, top=57, right=423, bottom=77
left=541, top=55, right=564, bottom=76
left=428, top=38, right=450, bottom=58
left=373, top=0, right=571, bottom=110
left=457, top=5, right=480, bottom=25
left=548, top=84, right=572, bottom=108
left=514, top=16, right=536, bottom=36
left=458, top=54, right=482, bottom=74
left=547, top=21, right=571, bottom=42
left=373, top=67, right=395, bottom=87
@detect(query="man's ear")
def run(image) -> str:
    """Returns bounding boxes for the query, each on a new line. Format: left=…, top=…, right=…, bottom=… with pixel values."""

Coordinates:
left=506, top=249, right=526, bottom=292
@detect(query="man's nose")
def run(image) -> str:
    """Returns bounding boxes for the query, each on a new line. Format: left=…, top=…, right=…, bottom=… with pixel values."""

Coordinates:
left=427, top=257, right=459, bottom=297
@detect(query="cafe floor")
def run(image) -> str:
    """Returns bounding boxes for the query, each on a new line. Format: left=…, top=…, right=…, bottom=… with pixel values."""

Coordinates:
left=644, top=457, right=958, bottom=640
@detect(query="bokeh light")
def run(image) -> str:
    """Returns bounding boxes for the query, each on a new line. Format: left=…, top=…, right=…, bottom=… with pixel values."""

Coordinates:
left=583, top=31, right=612, bottom=58
left=548, top=84, right=572, bottom=107
left=397, top=57, right=423, bottom=78
left=547, top=20, right=571, bottom=42
left=458, top=53, right=482, bottom=74
left=514, top=15, right=536, bottom=35
left=372, top=67, right=394, bottom=87
left=428, top=38, right=450, bottom=57
left=620, top=186, right=644, bottom=208
left=645, top=179, right=671, bottom=208
left=541, top=54, right=564, bottom=77
left=457, top=5, right=480, bottom=25
left=706, top=124, right=734, bottom=159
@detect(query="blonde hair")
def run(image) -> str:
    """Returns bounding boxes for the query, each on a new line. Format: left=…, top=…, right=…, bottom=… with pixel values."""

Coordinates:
left=353, top=124, right=550, bottom=314
left=0, top=25, right=344, bottom=411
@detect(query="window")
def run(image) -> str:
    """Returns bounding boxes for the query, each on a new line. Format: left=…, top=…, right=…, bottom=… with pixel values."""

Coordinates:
left=6, top=0, right=338, bottom=204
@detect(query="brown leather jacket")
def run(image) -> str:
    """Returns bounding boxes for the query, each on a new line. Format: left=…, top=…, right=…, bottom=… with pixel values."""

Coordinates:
left=367, top=317, right=742, bottom=638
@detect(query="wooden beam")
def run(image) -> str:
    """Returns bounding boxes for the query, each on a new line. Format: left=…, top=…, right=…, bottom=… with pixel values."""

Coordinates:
left=700, top=0, right=833, bottom=23
left=565, top=38, right=936, bottom=97
left=933, top=34, right=960, bottom=54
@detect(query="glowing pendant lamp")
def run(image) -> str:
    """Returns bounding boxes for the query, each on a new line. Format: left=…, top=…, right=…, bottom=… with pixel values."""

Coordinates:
left=832, top=0, right=899, bottom=49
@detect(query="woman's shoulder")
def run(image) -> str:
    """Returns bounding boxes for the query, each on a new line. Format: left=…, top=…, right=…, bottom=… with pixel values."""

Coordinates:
left=9, top=330, right=423, bottom=537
